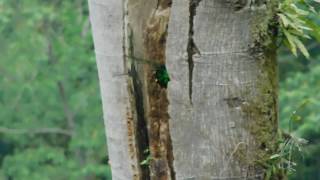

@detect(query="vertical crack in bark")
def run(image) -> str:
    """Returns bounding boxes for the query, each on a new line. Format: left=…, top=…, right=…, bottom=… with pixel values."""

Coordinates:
left=123, top=1, right=150, bottom=178
left=144, top=0, right=175, bottom=179
left=130, top=63, right=151, bottom=179
left=128, top=24, right=153, bottom=179
left=187, top=0, right=202, bottom=105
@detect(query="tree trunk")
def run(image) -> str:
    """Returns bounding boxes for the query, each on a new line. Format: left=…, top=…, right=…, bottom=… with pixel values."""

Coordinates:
left=89, top=0, right=280, bottom=179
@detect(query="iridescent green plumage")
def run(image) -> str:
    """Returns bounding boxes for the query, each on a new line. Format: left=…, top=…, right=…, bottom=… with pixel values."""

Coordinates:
left=155, top=65, right=170, bottom=88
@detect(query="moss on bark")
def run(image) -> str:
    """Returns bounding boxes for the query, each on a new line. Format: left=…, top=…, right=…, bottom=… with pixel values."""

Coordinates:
left=232, top=1, right=285, bottom=179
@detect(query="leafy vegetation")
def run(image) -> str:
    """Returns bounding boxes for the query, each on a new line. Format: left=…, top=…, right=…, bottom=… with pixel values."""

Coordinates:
left=279, top=57, right=320, bottom=179
left=140, top=149, right=152, bottom=166
left=278, top=0, right=320, bottom=58
left=277, top=1, right=320, bottom=179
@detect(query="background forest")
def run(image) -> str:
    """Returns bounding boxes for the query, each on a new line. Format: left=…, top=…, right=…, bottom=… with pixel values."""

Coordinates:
left=0, top=0, right=319, bottom=179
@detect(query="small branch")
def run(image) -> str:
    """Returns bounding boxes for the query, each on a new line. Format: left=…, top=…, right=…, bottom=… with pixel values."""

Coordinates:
left=46, top=39, right=75, bottom=136
left=57, top=81, right=75, bottom=133
left=0, top=127, right=73, bottom=136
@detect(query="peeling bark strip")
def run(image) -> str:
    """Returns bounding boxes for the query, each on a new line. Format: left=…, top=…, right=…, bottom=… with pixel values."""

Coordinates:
left=129, top=64, right=151, bottom=179
left=123, top=0, right=175, bottom=179
left=144, top=1, right=175, bottom=179
left=187, top=0, right=202, bottom=105
left=126, top=26, right=151, bottom=179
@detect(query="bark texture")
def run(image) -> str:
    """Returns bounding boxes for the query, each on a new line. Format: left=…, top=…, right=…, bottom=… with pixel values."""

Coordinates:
left=88, top=0, right=141, bottom=179
left=166, top=0, right=278, bottom=179
left=89, top=0, right=279, bottom=179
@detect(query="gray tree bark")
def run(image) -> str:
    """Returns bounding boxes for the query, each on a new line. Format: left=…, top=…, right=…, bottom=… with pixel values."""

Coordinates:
left=88, top=0, right=280, bottom=179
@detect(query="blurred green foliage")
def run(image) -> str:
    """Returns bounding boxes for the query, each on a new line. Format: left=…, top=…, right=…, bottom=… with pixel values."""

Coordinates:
left=0, top=0, right=319, bottom=180
left=278, top=2, right=320, bottom=177
left=0, top=0, right=111, bottom=179
left=279, top=51, right=320, bottom=179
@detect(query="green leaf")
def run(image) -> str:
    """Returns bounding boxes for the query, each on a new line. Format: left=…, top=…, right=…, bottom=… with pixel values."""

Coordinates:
left=278, top=13, right=291, bottom=28
left=140, top=156, right=152, bottom=166
left=294, top=37, right=310, bottom=58
left=283, top=29, right=298, bottom=56
left=305, top=19, right=320, bottom=42
left=290, top=4, right=309, bottom=16
left=270, top=154, right=281, bottom=159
